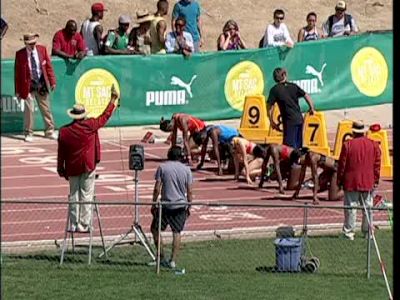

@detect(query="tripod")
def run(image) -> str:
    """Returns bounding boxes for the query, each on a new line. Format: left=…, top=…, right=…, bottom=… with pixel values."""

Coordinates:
left=99, top=170, right=155, bottom=260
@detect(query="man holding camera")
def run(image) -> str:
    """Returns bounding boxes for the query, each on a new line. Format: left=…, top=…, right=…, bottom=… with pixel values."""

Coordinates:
left=57, top=85, right=118, bottom=232
left=151, top=146, right=193, bottom=269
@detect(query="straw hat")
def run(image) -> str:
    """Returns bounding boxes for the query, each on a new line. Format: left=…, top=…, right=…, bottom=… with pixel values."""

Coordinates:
left=22, top=33, right=39, bottom=45
left=67, top=104, right=88, bottom=120
left=352, top=120, right=368, bottom=133
left=136, top=9, right=155, bottom=23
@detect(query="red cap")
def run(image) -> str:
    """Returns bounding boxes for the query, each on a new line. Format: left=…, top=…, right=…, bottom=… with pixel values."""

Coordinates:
left=91, top=2, right=107, bottom=13
left=369, top=123, right=381, bottom=132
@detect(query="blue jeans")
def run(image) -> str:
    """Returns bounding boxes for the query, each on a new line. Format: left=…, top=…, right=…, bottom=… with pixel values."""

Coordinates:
left=283, top=123, right=303, bottom=149
left=193, top=40, right=200, bottom=53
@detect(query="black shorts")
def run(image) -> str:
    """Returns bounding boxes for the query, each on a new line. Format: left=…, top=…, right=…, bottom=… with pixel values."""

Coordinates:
left=151, top=207, right=188, bottom=233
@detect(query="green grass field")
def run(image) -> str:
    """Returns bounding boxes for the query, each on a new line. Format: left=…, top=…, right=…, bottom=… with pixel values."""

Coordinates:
left=1, top=230, right=393, bottom=300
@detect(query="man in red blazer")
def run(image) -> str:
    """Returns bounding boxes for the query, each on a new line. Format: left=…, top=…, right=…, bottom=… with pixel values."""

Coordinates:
left=15, top=33, right=57, bottom=142
left=57, top=86, right=118, bottom=232
left=337, top=120, right=381, bottom=240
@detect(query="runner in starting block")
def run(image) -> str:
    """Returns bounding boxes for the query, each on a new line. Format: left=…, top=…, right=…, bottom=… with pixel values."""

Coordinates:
left=160, top=113, right=207, bottom=166
left=292, top=149, right=344, bottom=205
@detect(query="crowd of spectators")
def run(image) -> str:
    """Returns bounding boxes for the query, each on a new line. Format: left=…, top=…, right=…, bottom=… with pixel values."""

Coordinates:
left=7, top=0, right=359, bottom=61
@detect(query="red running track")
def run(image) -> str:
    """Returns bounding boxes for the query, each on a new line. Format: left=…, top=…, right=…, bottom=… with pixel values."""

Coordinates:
left=1, top=132, right=393, bottom=243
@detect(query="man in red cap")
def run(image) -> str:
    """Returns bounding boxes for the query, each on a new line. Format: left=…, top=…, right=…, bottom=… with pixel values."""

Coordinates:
left=81, top=2, right=107, bottom=55
left=15, top=33, right=57, bottom=142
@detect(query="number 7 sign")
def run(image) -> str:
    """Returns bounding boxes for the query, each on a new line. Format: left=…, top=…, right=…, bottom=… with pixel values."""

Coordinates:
left=303, top=111, right=331, bottom=156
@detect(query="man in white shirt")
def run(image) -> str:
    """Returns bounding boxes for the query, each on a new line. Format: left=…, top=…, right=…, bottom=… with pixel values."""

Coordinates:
left=322, top=1, right=358, bottom=38
left=81, top=2, right=106, bottom=55
left=262, top=9, right=294, bottom=48
left=166, top=16, right=194, bottom=56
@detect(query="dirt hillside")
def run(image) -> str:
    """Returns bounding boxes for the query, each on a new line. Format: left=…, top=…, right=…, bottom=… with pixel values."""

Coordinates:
left=1, top=0, right=392, bottom=59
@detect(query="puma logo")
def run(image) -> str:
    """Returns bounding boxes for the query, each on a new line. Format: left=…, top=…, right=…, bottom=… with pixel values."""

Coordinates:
left=305, top=63, right=327, bottom=86
left=170, top=75, right=197, bottom=98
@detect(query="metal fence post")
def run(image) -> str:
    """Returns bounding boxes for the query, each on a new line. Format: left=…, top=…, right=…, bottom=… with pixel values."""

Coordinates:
left=156, top=201, right=162, bottom=275
left=366, top=206, right=372, bottom=279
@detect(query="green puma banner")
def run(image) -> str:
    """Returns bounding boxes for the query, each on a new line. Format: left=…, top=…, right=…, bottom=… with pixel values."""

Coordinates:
left=1, top=31, right=392, bottom=133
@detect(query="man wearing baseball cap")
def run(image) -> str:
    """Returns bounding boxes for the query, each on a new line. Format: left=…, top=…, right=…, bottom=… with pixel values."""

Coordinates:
left=81, top=2, right=107, bottom=55
left=104, top=15, right=135, bottom=55
left=322, top=1, right=358, bottom=37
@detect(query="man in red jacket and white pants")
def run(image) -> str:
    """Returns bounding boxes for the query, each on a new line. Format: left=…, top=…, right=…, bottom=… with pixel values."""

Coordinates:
left=57, top=86, right=118, bottom=232
left=337, top=120, right=381, bottom=240
left=15, top=33, right=57, bottom=142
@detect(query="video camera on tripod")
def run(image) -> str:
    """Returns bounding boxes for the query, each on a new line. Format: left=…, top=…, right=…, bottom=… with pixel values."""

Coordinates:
left=129, top=144, right=144, bottom=171
left=99, top=144, right=155, bottom=261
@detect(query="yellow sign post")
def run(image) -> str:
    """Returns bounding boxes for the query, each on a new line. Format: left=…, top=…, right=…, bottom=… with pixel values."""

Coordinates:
left=238, top=95, right=270, bottom=143
left=332, top=120, right=354, bottom=159
left=367, top=129, right=393, bottom=178
left=303, top=112, right=330, bottom=156
left=332, top=119, right=392, bottom=177
left=266, top=104, right=283, bottom=144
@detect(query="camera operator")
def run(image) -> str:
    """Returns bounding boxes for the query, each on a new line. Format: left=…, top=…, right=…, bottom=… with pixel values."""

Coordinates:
left=57, top=85, right=119, bottom=232
left=150, top=146, right=193, bottom=269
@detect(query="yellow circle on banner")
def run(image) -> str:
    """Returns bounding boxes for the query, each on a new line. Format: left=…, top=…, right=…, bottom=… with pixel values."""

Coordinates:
left=350, top=47, right=388, bottom=97
left=224, top=61, right=264, bottom=111
left=75, top=68, right=120, bottom=118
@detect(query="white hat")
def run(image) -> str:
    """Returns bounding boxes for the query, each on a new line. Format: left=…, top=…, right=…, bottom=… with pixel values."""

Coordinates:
left=119, top=15, right=131, bottom=24
left=67, top=104, right=88, bottom=120
left=22, top=33, right=39, bottom=45
left=336, top=1, right=346, bottom=10
left=352, top=120, right=368, bottom=133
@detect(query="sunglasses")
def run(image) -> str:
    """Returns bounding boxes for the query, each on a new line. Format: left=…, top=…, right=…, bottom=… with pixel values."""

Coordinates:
left=336, top=8, right=345, bottom=12
left=275, top=16, right=284, bottom=20
left=176, top=22, right=185, bottom=27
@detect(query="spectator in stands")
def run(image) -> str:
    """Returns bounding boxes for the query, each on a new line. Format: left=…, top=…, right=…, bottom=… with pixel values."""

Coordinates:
left=297, top=12, right=322, bottom=42
left=322, top=1, right=358, bottom=38
left=57, top=86, right=119, bottom=232
left=150, top=0, right=169, bottom=54
left=172, top=0, right=203, bottom=53
left=217, top=20, right=246, bottom=51
left=15, top=33, right=57, bottom=142
left=129, top=10, right=154, bottom=55
left=292, top=149, right=344, bottom=204
left=81, top=2, right=106, bottom=55
left=0, top=17, right=8, bottom=39
left=104, top=15, right=135, bottom=55
left=166, top=17, right=194, bottom=56
left=160, top=113, right=206, bottom=166
left=52, top=20, right=87, bottom=60
left=262, top=9, right=294, bottom=48
left=193, top=125, right=239, bottom=176
left=150, top=146, right=192, bottom=269
left=337, top=121, right=381, bottom=240
left=267, top=67, right=315, bottom=149
left=231, top=137, right=264, bottom=185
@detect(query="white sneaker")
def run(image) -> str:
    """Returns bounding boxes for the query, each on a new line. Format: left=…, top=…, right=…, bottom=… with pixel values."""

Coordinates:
left=46, top=132, right=58, bottom=140
left=77, top=224, right=90, bottom=232
left=24, top=135, right=33, bottom=142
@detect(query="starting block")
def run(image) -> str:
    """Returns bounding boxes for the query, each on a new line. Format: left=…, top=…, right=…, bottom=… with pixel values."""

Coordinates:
left=141, top=131, right=155, bottom=143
